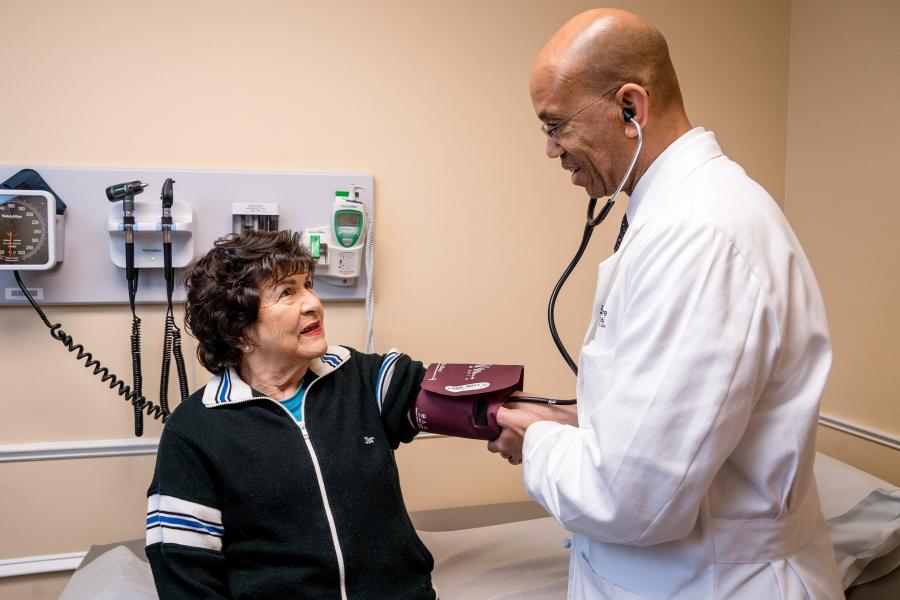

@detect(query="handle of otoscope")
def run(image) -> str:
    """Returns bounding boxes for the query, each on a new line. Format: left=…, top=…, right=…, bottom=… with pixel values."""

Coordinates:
left=125, top=231, right=135, bottom=283
left=163, top=242, right=174, bottom=295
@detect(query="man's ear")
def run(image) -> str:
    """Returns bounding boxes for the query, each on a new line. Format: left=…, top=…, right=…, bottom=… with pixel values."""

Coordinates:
left=617, top=83, right=649, bottom=138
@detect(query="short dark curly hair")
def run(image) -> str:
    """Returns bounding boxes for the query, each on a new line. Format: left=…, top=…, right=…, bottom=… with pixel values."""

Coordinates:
left=184, top=230, right=314, bottom=374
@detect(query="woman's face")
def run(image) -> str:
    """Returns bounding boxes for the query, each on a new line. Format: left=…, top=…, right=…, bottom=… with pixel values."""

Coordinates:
left=245, top=271, right=327, bottom=364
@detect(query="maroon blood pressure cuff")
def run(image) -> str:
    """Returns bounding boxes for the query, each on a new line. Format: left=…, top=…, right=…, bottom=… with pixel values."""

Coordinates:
left=412, top=363, right=524, bottom=440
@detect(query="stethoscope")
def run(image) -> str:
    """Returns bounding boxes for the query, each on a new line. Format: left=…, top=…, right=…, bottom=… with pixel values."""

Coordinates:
left=547, top=110, right=644, bottom=377
left=515, top=113, right=643, bottom=407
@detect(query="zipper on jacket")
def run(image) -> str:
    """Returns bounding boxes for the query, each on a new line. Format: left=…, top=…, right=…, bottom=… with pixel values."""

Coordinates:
left=271, top=374, right=349, bottom=600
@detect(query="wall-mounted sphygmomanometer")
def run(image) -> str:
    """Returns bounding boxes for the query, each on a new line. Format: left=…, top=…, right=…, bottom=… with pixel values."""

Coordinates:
left=0, top=169, right=65, bottom=271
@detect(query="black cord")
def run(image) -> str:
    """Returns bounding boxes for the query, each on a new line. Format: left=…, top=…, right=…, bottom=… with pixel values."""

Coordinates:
left=172, top=318, right=190, bottom=402
left=128, top=269, right=144, bottom=436
left=161, top=228, right=190, bottom=407
left=510, top=395, right=577, bottom=406
left=159, top=313, right=173, bottom=415
left=14, top=271, right=169, bottom=424
left=548, top=196, right=619, bottom=380
left=548, top=219, right=595, bottom=376
left=160, top=310, right=190, bottom=408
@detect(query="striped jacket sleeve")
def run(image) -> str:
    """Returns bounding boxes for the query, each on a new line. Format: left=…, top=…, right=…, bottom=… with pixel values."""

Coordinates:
left=375, top=349, right=426, bottom=449
left=146, top=426, right=227, bottom=599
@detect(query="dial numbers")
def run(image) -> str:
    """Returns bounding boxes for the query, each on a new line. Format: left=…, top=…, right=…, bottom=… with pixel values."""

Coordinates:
left=0, top=195, right=49, bottom=265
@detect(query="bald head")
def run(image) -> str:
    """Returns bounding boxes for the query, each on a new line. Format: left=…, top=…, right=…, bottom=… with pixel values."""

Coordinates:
left=532, top=8, right=684, bottom=115
left=530, top=9, right=691, bottom=198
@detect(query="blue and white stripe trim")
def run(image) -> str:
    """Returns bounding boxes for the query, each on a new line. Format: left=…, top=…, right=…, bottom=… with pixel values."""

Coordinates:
left=376, top=349, right=403, bottom=415
left=201, top=346, right=350, bottom=408
left=146, top=494, right=224, bottom=551
left=320, top=353, right=342, bottom=368
left=216, top=369, right=232, bottom=404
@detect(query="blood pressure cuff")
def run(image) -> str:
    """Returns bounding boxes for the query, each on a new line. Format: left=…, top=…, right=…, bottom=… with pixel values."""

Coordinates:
left=411, top=363, right=523, bottom=441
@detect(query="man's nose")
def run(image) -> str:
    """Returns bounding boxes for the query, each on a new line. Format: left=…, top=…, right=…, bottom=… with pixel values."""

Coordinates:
left=545, top=136, right=564, bottom=158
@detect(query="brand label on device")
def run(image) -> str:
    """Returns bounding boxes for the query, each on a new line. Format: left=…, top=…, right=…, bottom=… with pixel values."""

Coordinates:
left=6, top=287, right=43, bottom=300
left=445, top=382, right=490, bottom=393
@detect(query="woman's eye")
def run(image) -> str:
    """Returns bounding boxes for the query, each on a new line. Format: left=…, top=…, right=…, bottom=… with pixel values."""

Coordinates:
left=279, top=288, right=292, bottom=298
left=304, top=280, right=314, bottom=290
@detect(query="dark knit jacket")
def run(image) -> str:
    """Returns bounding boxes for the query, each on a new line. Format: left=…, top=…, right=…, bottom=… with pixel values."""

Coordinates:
left=145, top=346, right=435, bottom=600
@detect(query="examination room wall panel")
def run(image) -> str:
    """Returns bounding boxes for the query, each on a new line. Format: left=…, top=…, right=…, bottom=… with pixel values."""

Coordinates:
left=0, top=0, right=793, bottom=594
left=785, top=0, right=900, bottom=485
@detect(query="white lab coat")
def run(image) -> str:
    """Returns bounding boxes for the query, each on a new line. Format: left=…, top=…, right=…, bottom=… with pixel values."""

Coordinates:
left=523, top=129, right=843, bottom=599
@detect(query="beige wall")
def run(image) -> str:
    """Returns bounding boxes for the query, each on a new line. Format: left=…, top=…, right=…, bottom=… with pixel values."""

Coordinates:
left=15, top=0, right=897, bottom=596
left=785, top=0, right=900, bottom=485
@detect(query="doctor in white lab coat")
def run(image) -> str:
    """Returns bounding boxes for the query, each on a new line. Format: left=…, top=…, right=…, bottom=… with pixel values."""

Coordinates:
left=489, top=9, right=844, bottom=599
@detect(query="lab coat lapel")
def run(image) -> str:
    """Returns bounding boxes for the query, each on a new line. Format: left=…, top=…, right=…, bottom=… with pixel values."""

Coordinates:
left=581, top=132, right=725, bottom=348
left=581, top=224, right=645, bottom=348
left=583, top=249, right=623, bottom=348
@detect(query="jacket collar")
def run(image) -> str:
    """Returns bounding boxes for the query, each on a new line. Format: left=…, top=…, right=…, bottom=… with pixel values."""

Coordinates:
left=201, top=345, right=351, bottom=408
left=625, top=127, right=724, bottom=232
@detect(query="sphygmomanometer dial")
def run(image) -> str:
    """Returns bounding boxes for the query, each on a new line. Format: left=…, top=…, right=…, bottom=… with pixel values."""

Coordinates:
left=0, top=195, right=49, bottom=266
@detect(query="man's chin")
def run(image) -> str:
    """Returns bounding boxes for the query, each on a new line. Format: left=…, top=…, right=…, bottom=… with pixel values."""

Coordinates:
left=584, top=186, right=607, bottom=199
left=576, top=176, right=605, bottom=198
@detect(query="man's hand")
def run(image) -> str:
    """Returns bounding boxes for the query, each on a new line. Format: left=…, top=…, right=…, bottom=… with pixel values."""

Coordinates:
left=487, top=396, right=577, bottom=465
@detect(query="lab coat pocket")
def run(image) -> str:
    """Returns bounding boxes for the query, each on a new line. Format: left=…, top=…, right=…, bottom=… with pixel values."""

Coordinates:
left=575, top=550, right=662, bottom=600
left=577, top=344, right=615, bottom=409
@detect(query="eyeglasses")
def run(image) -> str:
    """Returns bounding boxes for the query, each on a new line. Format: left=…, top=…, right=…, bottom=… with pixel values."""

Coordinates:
left=540, top=83, right=623, bottom=140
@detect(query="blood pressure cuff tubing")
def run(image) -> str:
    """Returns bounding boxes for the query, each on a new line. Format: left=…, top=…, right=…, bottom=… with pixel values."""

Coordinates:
left=411, top=363, right=523, bottom=441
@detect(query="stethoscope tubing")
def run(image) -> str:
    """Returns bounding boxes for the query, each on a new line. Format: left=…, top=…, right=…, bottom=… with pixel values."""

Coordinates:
left=547, top=118, right=643, bottom=382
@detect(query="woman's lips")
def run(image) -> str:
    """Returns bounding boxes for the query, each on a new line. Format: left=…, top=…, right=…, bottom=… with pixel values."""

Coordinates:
left=300, top=321, right=322, bottom=336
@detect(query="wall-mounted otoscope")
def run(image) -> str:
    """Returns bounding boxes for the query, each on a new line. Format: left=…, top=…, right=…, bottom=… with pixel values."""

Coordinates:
left=106, top=181, right=147, bottom=285
left=107, top=180, right=148, bottom=436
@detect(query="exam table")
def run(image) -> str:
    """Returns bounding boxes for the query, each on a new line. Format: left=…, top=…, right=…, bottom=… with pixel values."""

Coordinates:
left=60, top=452, right=900, bottom=599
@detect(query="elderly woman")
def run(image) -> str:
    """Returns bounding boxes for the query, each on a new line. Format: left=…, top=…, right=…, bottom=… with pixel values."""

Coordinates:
left=146, top=230, right=435, bottom=599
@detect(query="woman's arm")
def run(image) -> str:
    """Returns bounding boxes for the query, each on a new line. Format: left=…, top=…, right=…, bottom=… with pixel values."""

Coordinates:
left=373, top=350, right=427, bottom=448
left=146, top=427, right=228, bottom=599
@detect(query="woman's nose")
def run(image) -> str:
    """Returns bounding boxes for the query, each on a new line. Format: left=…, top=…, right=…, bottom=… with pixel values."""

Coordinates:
left=301, top=291, right=323, bottom=314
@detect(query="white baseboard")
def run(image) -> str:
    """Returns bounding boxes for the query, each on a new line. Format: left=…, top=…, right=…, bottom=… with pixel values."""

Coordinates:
left=0, top=552, right=85, bottom=578
left=818, top=413, right=900, bottom=452
left=0, top=438, right=160, bottom=463
left=0, top=433, right=443, bottom=464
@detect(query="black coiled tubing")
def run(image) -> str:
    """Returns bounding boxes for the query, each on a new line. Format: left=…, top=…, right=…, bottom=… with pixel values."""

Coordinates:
left=128, top=272, right=145, bottom=435
left=160, top=315, right=173, bottom=414
left=14, top=271, right=170, bottom=424
left=159, top=236, right=190, bottom=413
left=159, top=312, right=189, bottom=413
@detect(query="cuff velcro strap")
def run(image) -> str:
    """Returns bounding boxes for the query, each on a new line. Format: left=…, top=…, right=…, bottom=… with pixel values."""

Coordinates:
left=412, top=363, right=523, bottom=440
